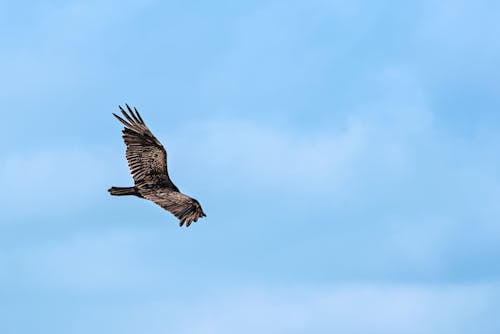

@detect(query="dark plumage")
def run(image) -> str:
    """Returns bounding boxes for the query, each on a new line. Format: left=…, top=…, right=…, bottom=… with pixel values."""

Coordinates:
left=108, top=105, right=206, bottom=227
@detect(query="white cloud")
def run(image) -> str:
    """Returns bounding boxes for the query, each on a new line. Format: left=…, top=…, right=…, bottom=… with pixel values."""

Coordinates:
left=0, top=0, right=151, bottom=100
left=168, top=118, right=366, bottom=193
left=0, top=147, right=117, bottom=221
left=0, top=226, right=164, bottom=294
left=2, top=66, right=498, bottom=285
left=69, top=283, right=500, bottom=334
left=186, top=284, right=499, bottom=334
left=169, top=64, right=499, bottom=211
left=25, top=229, right=152, bottom=291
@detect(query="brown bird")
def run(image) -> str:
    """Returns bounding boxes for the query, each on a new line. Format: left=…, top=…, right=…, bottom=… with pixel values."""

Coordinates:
left=108, top=105, right=206, bottom=227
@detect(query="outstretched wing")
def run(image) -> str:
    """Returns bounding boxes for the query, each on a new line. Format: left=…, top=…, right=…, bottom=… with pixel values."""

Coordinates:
left=113, top=105, right=178, bottom=191
left=142, top=190, right=206, bottom=227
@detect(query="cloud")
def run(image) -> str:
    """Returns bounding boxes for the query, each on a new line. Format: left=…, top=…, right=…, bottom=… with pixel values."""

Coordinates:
left=3, top=63, right=499, bottom=283
left=152, top=69, right=500, bottom=282
left=0, top=147, right=116, bottom=222
left=1, top=2, right=499, bottom=333
left=3, top=215, right=499, bottom=333
left=1, top=0, right=499, bottom=291
left=0, top=0, right=151, bottom=101
left=168, top=118, right=366, bottom=194
left=4, top=228, right=153, bottom=292
left=54, top=283, right=499, bottom=334
left=177, top=283, right=500, bottom=334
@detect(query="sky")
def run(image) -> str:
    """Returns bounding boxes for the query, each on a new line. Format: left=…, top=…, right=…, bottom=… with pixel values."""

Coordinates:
left=1, top=0, right=500, bottom=333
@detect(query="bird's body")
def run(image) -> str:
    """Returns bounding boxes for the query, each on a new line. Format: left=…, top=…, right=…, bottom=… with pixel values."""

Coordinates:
left=108, top=105, right=206, bottom=227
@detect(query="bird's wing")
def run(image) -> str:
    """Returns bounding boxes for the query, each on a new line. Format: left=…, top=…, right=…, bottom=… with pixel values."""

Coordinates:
left=142, top=189, right=206, bottom=227
left=113, top=105, right=178, bottom=191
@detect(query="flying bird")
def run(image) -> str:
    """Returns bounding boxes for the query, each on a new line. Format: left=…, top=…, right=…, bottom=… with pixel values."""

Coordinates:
left=108, top=105, right=206, bottom=227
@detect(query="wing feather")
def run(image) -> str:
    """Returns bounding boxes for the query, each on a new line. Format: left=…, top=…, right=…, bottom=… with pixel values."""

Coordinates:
left=113, top=112, right=132, bottom=128
left=133, top=107, right=144, bottom=123
left=119, top=105, right=136, bottom=124
left=126, top=104, right=143, bottom=124
left=114, top=105, right=178, bottom=191
left=142, top=190, right=206, bottom=227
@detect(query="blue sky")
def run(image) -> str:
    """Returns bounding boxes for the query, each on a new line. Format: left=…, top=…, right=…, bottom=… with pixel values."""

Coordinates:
left=1, top=0, right=500, bottom=333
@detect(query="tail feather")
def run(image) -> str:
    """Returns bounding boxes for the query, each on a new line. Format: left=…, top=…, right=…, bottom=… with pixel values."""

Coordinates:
left=108, top=186, right=138, bottom=196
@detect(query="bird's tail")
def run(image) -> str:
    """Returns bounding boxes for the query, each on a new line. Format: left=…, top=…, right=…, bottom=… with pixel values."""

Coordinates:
left=108, top=186, right=138, bottom=196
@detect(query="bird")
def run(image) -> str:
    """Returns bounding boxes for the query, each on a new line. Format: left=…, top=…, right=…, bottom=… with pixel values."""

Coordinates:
left=108, top=105, right=206, bottom=227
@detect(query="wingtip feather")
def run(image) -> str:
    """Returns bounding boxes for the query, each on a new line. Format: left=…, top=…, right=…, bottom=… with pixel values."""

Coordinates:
left=134, top=107, right=145, bottom=124
left=113, top=112, right=132, bottom=128
left=119, top=105, right=137, bottom=125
